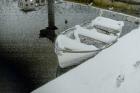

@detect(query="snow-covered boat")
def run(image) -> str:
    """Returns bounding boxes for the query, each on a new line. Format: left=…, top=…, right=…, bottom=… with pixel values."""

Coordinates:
left=18, top=0, right=36, bottom=11
left=55, top=16, right=124, bottom=68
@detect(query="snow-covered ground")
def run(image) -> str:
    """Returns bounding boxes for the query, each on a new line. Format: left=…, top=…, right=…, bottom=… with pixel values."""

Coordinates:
left=32, top=26, right=140, bottom=93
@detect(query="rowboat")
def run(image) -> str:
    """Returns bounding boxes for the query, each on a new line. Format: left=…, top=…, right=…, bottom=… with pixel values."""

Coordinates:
left=55, top=16, right=124, bottom=68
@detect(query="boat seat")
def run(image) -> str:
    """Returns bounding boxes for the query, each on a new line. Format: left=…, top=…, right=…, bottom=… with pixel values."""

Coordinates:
left=56, top=35, right=98, bottom=51
left=91, top=17, right=124, bottom=35
left=74, top=25, right=118, bottom=44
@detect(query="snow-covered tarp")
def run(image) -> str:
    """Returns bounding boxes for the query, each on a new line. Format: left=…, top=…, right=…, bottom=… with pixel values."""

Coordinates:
left=32, top=26, right=140, bottom=93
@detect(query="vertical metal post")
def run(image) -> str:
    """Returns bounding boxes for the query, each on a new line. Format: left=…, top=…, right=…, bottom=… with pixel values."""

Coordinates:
left=48, top=0, right=55, bottom=28
left=40, top=0, right=57, bottom=42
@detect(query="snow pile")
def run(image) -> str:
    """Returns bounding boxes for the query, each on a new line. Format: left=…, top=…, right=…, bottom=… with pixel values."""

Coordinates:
left=91, top=17, right=124, bottom=33
left=32, top=27, right=140, bottom=93
left=56, top=35, right=98, bottom=51
left=74, top=25, right=118, bottom=44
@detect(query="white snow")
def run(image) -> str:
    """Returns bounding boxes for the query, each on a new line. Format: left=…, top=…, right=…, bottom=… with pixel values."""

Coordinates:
left=75, top=25, right=118, bottom=44
left=32, top=27, right=140, bottom=93
left=91, top=17, right=124, bottom=33
left=56, top=35, right=98, bottom=51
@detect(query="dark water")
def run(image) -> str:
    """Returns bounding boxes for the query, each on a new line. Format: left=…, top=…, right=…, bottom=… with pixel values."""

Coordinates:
left=0, top=0, right=58, bottom=92
left=0, top=59, right=30, bottom=93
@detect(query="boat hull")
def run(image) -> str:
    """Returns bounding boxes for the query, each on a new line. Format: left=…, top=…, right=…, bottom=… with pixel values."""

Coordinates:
left=57, top=51, right=98, bottom=68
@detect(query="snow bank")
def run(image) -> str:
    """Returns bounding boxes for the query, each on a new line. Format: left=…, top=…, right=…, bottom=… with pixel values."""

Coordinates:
left=75, top=25, right=118, bottom=44
left=32, top=27, right=140, bottom=93
left=91, top=17, right=124, bottom=33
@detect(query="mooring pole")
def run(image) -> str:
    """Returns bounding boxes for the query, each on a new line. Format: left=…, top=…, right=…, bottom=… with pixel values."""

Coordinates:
left=47, top=0, right=57, bottom=42
left=40, top=0, right=57, bottom=42
left=48, top=0, right=55, bottom=28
